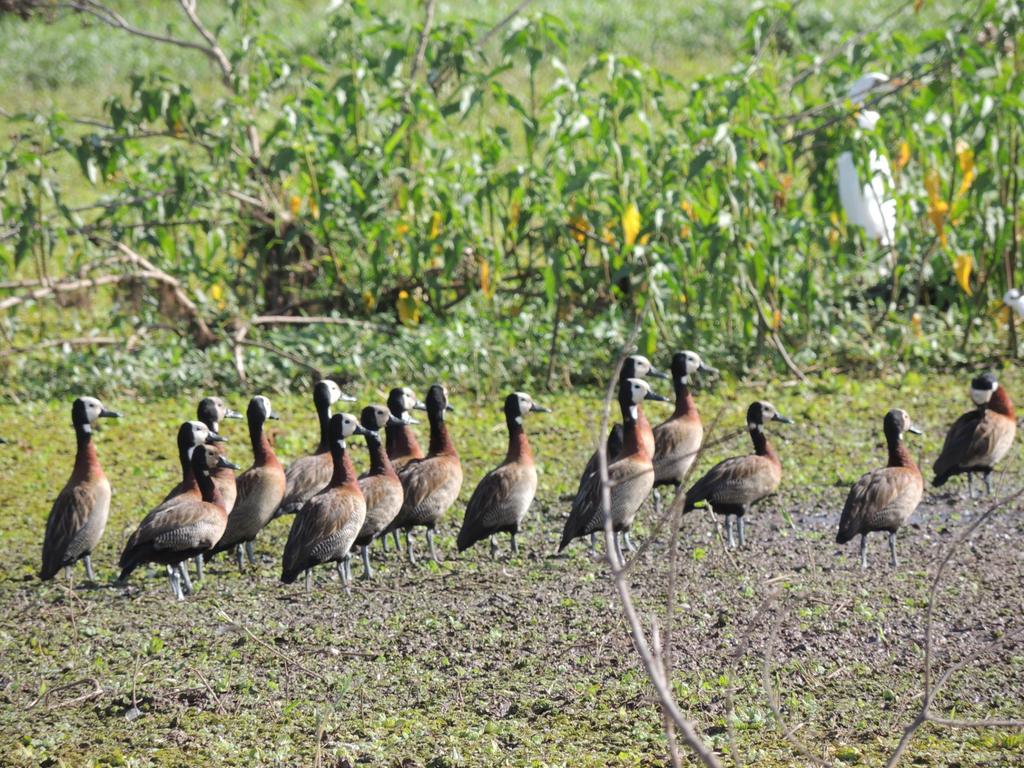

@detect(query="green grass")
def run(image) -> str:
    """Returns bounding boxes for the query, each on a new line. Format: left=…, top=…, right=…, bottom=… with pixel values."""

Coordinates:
left=1, top=372, right=1023, bottom=765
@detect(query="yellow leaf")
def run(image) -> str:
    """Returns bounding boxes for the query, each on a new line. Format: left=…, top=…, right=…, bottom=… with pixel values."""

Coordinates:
left=395, top=221, right=410, bottom=237
left=955, top=139, right=975, bottom=196
left=914, top=0, right=924, bottom=12
left=396, top=289, right=421, bottom=326
left=568, top=215, right=589, bottom=244
left=362, top=289, right=376, bottom=312
left=479, top=259, right=493, bottom=298
left=924, top=169, right=942, bottom=205
left=622, top=203, right=640, bottom=247
left=601, top=224, right=615, bottom=245
left=210, top=284, right=223, bottom=302
left=429, top=211, right=442, bottom=240
left=953, top=253, right=973, bottom=296
left=638, top=233, right=651, bottom=245
left=310, top=198, right=320, bottom=221
left=928, top=198, right=949, bottom=245
left=508, top=202, right=521, bottom=231
left=289, top=195, right=301, bottom=216
left=895, top=141, right=911, bottom=172
left=772, top=309, right=782, bottom=330
left=911, top=312, right=923, bottom=337
left=679, top=224, right=691, bottom=240
left=958, top=168, right=975, bottom=197
left=680, top=200, right=694, bottom=218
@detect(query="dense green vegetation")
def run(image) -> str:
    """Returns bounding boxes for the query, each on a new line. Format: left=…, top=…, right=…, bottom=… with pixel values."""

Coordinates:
left=1, top=0, right=1021, bottom=399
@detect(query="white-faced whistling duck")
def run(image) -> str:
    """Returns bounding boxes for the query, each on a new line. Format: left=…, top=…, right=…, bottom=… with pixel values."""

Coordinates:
left=196, top=396, right=243, bottom=510
left=652, top=351, right=716, bottom=492
left=118, top=443, right=239, bottom=600
left=457, top=392, right=551, bottom=557
left=281, top=413, right=370, bottom=589
left=40, top=397, right=121, bottom=582
left=574, top=355, right=669, bottom=552
left=160, top=421, right=226, bottom=504
left=208, top=396, right=285, bottom=571
left=381, top=386, right=427, bottom=552
left=559, top=378, right=665, bottom=564
left=932, top=372, right=1017, bottom=497
left=837, top=409, right=923, bottom=568
left=684, top=401, right=792, bottom=548
left=353, top=405, right=405, bottom=579
left=276, top=379, right=356, bottom=518
left=385, top=384, right=463, bottom=564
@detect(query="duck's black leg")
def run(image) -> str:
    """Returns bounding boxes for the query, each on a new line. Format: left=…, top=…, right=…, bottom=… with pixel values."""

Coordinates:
left=194, top=555, right=204, bottom=580
left=245, top=541, right=256, bottom=565
left=83, top=555, right=96, bottom=582
left=984, top=470, right=993, bottom=495
left=737, top=514, right=746, bottom=547
left=489, top=535, right=498, bottom=559
left=426, top=528, right=439, bottom=562
left=235, top=544, right=245, bottom=572
left=859, top=533, right=868, bottom=569
left=888, top=531, right=898, bottom=567
left=406, top=529, right=417, bottom=565
left=622, top=531, right=635, bottom=552
left=510, top=532, right=519, bottom=556
left=361, top=545, right=373, bottom=580
left=178, top=563, right=194, bottom=594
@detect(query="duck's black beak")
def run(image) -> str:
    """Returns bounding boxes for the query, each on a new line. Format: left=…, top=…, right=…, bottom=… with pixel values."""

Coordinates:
left=267, top=413, right=281, bottom=420
left=531, top=404, right=552, bottom=413
left=207, top=432, right=228, bottom=443
left=648, top=366, right=670, bottom=381
left=340, top=392, right=358, bottom=402
left=388, top=415, right=406, bottom=427
left=445, top=404, right=456, bottom=413
left=644, top=391, right=670, bottom=402
left=354, top=424, right=378, bottom=439
left=413, top=400, right=428, bottom=412
left=217, top=455, right=241, bottom=470
left=402, top=413, right=420, bottom=425
left=100, top=409, right=122, bottom=418
left=908, top=425, right=923, bottom=435
left=225, top=409, right=244, bottom=420
left=772, top=413, right=794, bottom=424
left=699, top=362, right=718, bottom=374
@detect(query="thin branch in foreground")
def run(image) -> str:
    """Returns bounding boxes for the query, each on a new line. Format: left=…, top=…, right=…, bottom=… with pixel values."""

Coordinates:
left=595, top=321, right=724, bottom=768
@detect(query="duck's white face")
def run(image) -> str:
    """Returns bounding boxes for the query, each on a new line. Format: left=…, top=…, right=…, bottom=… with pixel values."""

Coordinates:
left=319, top=380, right=343, bottom=406
left=629, top=355, right=653, bottom=378
left=513, top=392, right=534, bottom=416
left=336, top=412, right=360, bottom=445
left=79, top=396, right=106, bottom=424
left=253, top=395, right=273, bottom=420
left=401, top=388, right=419, bottom=412
left=970, top=380, right=997, bottom=406
left=682, top=351, right=702, bottom=377
left=187, top=421, right=212, bottom=447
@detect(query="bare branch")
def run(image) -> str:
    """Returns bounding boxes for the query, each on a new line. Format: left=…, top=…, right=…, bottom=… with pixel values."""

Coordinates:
left=177, top=0, right=233, bottom=83
left=408, top=0, right=437, bottom=84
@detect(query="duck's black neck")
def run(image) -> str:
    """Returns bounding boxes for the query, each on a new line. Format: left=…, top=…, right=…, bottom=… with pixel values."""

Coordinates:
left=427, top=411, right=456, bottom=457
left=673, top=378, right=697, bottom=418
left=329, top=440, right=356, bottom=486
left=314, top=400, right=332, bottom=453
left=365, top=433, right=396, bottom=477
left=504, top=413, right=532, bottom=463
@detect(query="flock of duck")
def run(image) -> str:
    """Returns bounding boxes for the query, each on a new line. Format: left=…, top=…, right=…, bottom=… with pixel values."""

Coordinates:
left=32, top=353, right=1016, bottom=599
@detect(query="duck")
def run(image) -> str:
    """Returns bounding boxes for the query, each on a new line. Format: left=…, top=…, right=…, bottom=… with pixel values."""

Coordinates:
left=207, top=396, right=286, bottom=570
left=684, top=401, right=793, bottom=548
left=276, top=379, right=356, bottom=518
left=281, top=413, right=370, bottom=589
left=653, top=350, right=716, bottom=491
left=457, top=392, right=551, bottom=557
left=353, top=405, right=405, bottom=579
left=573, top=354, right=669, bottom=551
left=40, top=397, right=121, bottom=581
left=933, top=372, right=1016, bottom=497
left=384, top=384, right=463, bottom=564
left=385, top=386, right=428, bottom=470
left=381, top=386, right=427, bottom=552
left=837, top=409, right=923, bottom=568
left=196, top=396, right=243, bottom=512
left=559, top=378, right=662, bottom=564
left=118, top=443, right=239, bottom=600
left=160, top=421, right=227, bottom=503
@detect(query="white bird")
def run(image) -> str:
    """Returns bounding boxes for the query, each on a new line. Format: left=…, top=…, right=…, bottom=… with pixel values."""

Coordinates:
left=837, top=72, right=897, bottom=251
left=1004, top=289, right=1024, bottom=319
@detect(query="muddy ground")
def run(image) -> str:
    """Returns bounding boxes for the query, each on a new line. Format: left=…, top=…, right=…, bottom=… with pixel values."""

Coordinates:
left=1, top=373, right=1022, bottom=766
